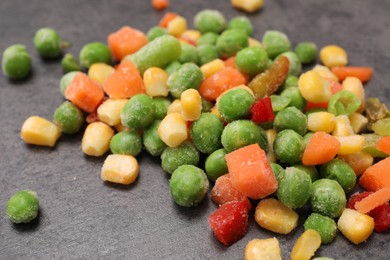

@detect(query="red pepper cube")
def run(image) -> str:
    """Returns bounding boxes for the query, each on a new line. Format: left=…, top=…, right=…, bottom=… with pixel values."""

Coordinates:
left=250, top=97, right=274, bottom=124
left=370, top=204, right=390, bottom=233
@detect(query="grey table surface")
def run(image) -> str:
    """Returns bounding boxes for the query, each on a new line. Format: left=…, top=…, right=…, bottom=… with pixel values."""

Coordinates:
left=0, top=0, right=389, bottom=259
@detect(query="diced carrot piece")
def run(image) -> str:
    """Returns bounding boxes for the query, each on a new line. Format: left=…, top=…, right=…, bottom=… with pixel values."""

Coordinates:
left=159, top=12, right=177, bottom=28
left=108, top=26, right=148, bottom=61
left=355, top=188, right=390, bottom=214
left=375, top=136, right=390, bottom=155
left=224, top=56, right=236, bottom=68
left=198, top=67, right=248, bottom=101
left=226, top=144, right=278, bottom=200
left=302, top=131, right=340, bottom=165
left=103, top=60, right=145, bottom=98
left=65, top=73, right=104, bottom=113
left=359, top=157, right=390, bottom=191
left=331, top=66, right=374, bottom=83
left=152, top=0, right=169, bottom=10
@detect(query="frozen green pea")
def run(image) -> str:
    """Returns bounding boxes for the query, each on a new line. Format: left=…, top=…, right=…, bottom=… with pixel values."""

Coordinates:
left=61, top=53, right=81, bottom=73
left=110, top=131, right=142, bottom=156
left=218, top=88, right=255, bottom=122
left=304, top=213, right=337, bottom=244
left=270, top=162, right=284, bottom=179
left=274, top=129, right=305, bottom=164
left=2, top=44, right=32, bottom=79
left=292, top=164, right=319, bottom=182
left=53, top=101, right=84, bottom=134
left=281, top=75, right=299, bottom=90
left=262, top=30, right=291, bottom=59
left=153, top=97, right=171, bottom=120
left=143, top=120, right=167, bottom=156
left=310, top=179, right=346, bottom=218
left=205, top=148, right=228, bottom=182
left=320, top=159, right=356, bottom=193
left=197, top=44, right=219, bottom=65
left=79, top=42, right=111, bottom=68
left=33, top=28, right=62, bottom=58
left=170, top=165, right=209, bottom=207
left=235, top=46, right=268, bottom=75
left=60, top=71, right=79, bottom=96
left=216, top=29, right=249, bottom=58
left=270, top=95, right=290, bottom=112
left=274, top=107, right=307, bottom=135
left=194, top=10, right=226, bottom=34
left=303, top=132, right=314, bottom=146
left=121, top=94, right=155, bottom=130
left=278, top=51, right=301, bottom=76
left=190, top=113, right=224, bottom=154
left=6, top=190, right=39, bottom=224
left=277, top=167, right=312, bottom=209
left=128, top=35, right=181, bottom=74
left=201, top=97, right=214, bottom=112
left=328, top=90, right=361, bottom=116
left=178, top=44, right=199, bottom=64
left=221, top=120, right=267, bottom=152
left=147, top=26, right=168, bottom=42
left=164, top=60, right=182, bottom=74
left=295, top=42, right=317, bottom=64
left=228, top=16, right=253, bottom=36
left=280, top=87, right=306, bottom=111
left=167, top=63, right=203, bottom=98
left=196, top=32, right=219, bottom=46
left=161, top=141, right=200, bottom=174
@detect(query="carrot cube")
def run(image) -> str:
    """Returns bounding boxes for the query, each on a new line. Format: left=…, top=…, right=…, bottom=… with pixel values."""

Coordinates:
left=359, top=157, right=390, bottom=191
left=108, top=26, right=148, bottom=61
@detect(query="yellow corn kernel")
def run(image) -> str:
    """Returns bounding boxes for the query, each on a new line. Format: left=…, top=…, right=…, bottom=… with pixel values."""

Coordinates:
left=97, top=98, right=128, bottom=126
left=88, top=63, right=115, bottom=85
left=254, top=198, right=299, bottom=234
left=312, top=65, right=339, bottom=81
left=210, top=105, right=223, bottom=120
left=21, top=116, right=61, bottom=147
left=349, top=112, right=368, bottom=134
left=158, top=112, right=187, bottom=147
left=342, top=76, right=365, bottom=112
left=245, top=238, right=282, bottom=260
left=101, top=154, right=138, bottom=185
left=248, top=38, right=262, bottom=48
left=307, top=112, right=336, bottom=133
left=143, top=67, right=169, bottom=97
left=298, top=70, right=331, bottom=103
left=320, top=45, right=348, bottom=67
left=332, top=115, right=354, bottom=136
left=167, top=16, right=187, bottom=37
left=266, top=129, right=277, bottom=163
left=181, top=89, right=202, bottom=121
left=290, top=229, right=322, bottom=260
left=336, top=135, right=365, bottom=155
left=113, top=123, right=129, bottom=132
left=337, top=208, right=375, bottom=245
left=200, top=59, right=225, bottom=79
left=338, top=151, right=373, bottom=176
left=181, top=30, right=201, bottom=42
left=167, top=99, right=183, bottom=114
left=82, top=122, right=114, bottom=156
left=231, top=0, right=264, bottom=13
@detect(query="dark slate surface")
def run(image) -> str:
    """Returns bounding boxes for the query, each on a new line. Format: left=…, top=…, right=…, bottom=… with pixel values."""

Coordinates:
left=0, top=0, right=389, bottom=259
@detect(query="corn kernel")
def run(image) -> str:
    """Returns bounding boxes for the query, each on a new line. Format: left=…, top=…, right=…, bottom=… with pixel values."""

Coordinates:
left=143, top=67, right=169, bottom=97
left=349, top=112, right=368, bottom=134
left=101, top=154, right=138, bottom=185
left=248, top=38, right=262, bottom=48
left=338, top=151, right=373, bottom=176
left=342, top=76, right=365, bottom=112
left=21, top=116, right=61, bottom=147
left=336, top=135, right=365, bottom=155
left=167, top=16, right=187, bottom=37
left=113, top=123, right=129, bottom=132
left=245, top=238, right=282, bottom=260
left=200, top=59, right=225, bottom=79
left=266, top=129, right=277, bottom=163
left=231, top=0, right=264, bottom=13
left=332, top=115, right=354, bottom=136
left=88, top=63, right=115, bottom=85
left=290, top=229, right=322, bottom=260
left=298, top=70, right=331, bottom=103
left=307, top=111, right=336, bottom=133
left=82, top=122, right=114, bottom=156
left=181, top=89, right=202, bottom=121
left=181, top=30, right=201, bottom=42
left=337, top=208, right=375, bottom=244
left=312, top=65, right=339, bottom=81
left=158, top=112, right=187, bottom=147
left=97, top=98, right=128, bottom=126
left=320, top=45, right=348, bottom=67
left=167, top=99, right=183, bottom=114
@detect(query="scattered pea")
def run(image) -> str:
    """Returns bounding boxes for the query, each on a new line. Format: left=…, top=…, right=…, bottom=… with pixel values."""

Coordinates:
left=167, top=63, right=203, bottom=98
left=2, top=44, right=32, bottom=79
left=178, top=44, right=199, bottom=64
left=319, top=159, right=356, bottom=193
left=147, top=26, right=168, bottom=42
left=161, top=141, right=200, bottom=174
left=205, top=148, right=228, bottom=182
left=79, top=42, right=112, bottom=68
left=6, top=190, right=39, bottom=224
left=33, top=28, right=62, bottom=58
left=53, top=101, right=84, bottom=134
left=292, top=164, right=319, bottom=182
left=194, top=10, right=226, bottom=34
left=110, top=131, right=142, bottom=156
left=270, top=95, right=291, bottom=112
left=274, top=107, right=308, bottom=135
left=216, top=29, right=249, bottom=58
left=143, top=120, right=167, bottom=156
left=61, top=53, right=81, bottom=73
left=218, top=88, right=255, bottom=122
left=190, top=113, right=224, bottom=154
left=274, top=129, right=305, bottom=164
left=280, top=87, right=306, bottom=111
left=201, top=97, right=214, bottom=112
left=270, top=162, right=284, bottom=179
left=235, top=46, right=268, bottom=75
left=295, top=42, right=317, bottom=64
left=164, top=60, right=182, bottom=74
left=196, top=32, right=219, bottom=46
left=278, top=51, right=302, bottom=76
left=282, top=74, right=299, bottom=89
left=121, top=94, right=155, bottom=130
left=262, top=30, right=291, bottom=59
left=228, top=16, right=254, bottom=36
left=197, top=44, right=219, bottom=66
left=153, top=97, right=171, bottom=120
left=304, top=213, right=337, bottom=244
left=59, top=71, right=79, bottom=96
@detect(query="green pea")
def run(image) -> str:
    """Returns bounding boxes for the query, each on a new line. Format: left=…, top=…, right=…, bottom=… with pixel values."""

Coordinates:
left=164, top=60, right=182, bottom=75
left=201, top=97, right=214, bottom=112
left=190, top=113, right=224, bottom=154
left=121, top=94, right=155, bottom=130
left=167, top=63, right=203, bottom=98
left=277, top=167, right=312, bottom=209
left=127, top=35, right=181, bottom=74
left=310, top=179, right=346, bottom=218
left=6, top=190, right=39, bottom=224
left=153, top=97, right=171, bottom=120
left=194, top=10, right=226, bottom=34
left=221, top=120, right=267, bottom=152
left=235, top=46, right=269, bottom=75
left=303, top=132, right=314, bottom=146
left=291, top=164, right=319, bottom=182
left=304, top=213, right=337, bottom=244
left=143, top=120, right=167, bottom=156
left=197, top=32, right=219, bottom=46
left=33, top=28, right=62, bottom=58
left=270, top=95, right=290, bottom=112
left=270, top=162, right=284, bottom=179
left=110, top=131, right=142, bottom=156
left=197, top=44, right=219, bottom=65
left=79, top=42, right=112, bottom=68
left=216, top=29, right=249, bottom=58
left=327, top=90, right=361, bottom=116
left=161, top=141, right=200, bottom=174
left=147, top=26, right=168, bottom=42
left=61, top=53, right=81, bottom=73
left=262, top=30, right=291, bottom=59
left=218, top=88, right=255, bottom=122
left=320, top=159, right=356, bottom=193
left=170, top=165, right=209, bottom=207
left=274, top=129, right=305, bottom=164
left=178, top=44, right=199, bottom=64
left=280, top=87, right=306, bottom=111
left=60, top=71, right=79, bottom=96
left=205, top=148, right=228, bottom=182
left=274, top=107, right=307, bottom=135
left=2, top=44, right=32, bottom=79
left=228, top=16, right=253, bottom=36
left=282, top=75, right=299, bottom=89
left=278, top=51, right=301, bottom=76
left=295, top=42, right=317, bottom=64
left=53, top=101, right=84, bottom=134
